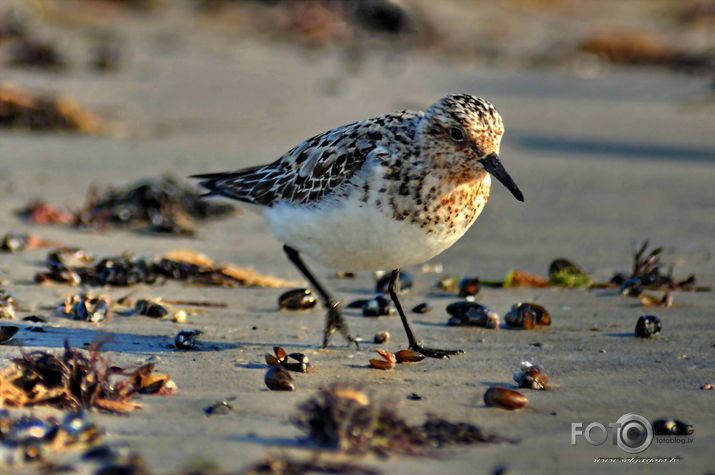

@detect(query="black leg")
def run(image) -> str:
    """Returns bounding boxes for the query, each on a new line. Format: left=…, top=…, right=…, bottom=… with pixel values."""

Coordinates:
left=283, top=245, right=359, bottom=349
left=388, top=269, right=464, bottom=358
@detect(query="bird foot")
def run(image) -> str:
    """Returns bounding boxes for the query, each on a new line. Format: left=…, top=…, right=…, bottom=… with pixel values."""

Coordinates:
left=409, top=343, right=464, bottom=359
left=322, top=302, right=359, bottom=349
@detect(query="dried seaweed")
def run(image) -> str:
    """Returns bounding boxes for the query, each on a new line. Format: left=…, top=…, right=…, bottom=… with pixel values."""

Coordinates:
left=0, top=83, right=105, bottom=133
left=35, top=248, right=294, bottom=288
left=292, top=384, right=514, bottom=456
left=0, top=338, right=175, bottom=413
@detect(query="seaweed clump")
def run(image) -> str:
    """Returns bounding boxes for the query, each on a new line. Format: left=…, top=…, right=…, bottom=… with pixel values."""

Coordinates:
left=292, top=384, right=514, bottom=456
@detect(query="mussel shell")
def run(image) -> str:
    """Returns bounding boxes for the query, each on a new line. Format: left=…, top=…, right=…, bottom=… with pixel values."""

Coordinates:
left=135, top=299, right=169, bottom=318
left=412, top=302, right=432, bottom=314
left=446, top=301, right=498, bottom=328
left=375, top=272, right=412, bottom=294
left=504, top=302, right=550, bottom=328
left=483, top=387, right=528, bottom=410
left=458, top=277, right=481, bottom=297
left=652, top=419, right=693, bottom=436
left=278, top=288, right=317, bottom=310
left=1, top=233, right=29, bottom=253
left=362, top=293, right=392, bottom=317
left=264, top=365, right=294, bottom=391
left=635, top=315, right=661, bottom=338
left=175, top=330, right=200, bottom=350
left=0, top=325, right=19, bottom=343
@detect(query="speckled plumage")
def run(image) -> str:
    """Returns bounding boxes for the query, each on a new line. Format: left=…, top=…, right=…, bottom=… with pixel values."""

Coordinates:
left=195, top=94, right=524, bottom=355
left=195, top=94, right=523, bottom=271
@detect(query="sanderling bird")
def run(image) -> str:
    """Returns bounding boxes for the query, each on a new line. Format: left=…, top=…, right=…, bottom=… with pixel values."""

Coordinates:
left=193, top=94, right=524, bottom=358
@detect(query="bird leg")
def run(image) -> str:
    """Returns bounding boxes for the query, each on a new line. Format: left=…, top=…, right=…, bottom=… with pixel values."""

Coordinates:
left=388, top=268, right=464, bottom=358
left=283, top=245, right=359, bottom=349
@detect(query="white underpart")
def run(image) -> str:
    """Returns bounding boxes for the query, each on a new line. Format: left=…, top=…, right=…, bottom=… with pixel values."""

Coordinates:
left=263, top=190, right=484, bottom=271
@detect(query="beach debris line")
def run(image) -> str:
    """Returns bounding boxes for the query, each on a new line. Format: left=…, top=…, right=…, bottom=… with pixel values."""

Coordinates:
left=278, top=288, right=317, bottom=310
left=635, top=315, right=662, bottom=338
left=504, top=303, right=551, bottom=329
left=483, top=387, right=529, bottom=410
left=245, top=453, right=379, bottom=475
left=0, top=83, right=106, bottom=133
left=19, top=176, right=236, bottom=235
left=0, top=338, right=175, bottom=413
left=35, top=248, right=294, bottom=287
left=513, top=361, right=549, bottom=390
left=446, top=301, right=499, bottom=328
left=292, top=384, right=515, bottom=455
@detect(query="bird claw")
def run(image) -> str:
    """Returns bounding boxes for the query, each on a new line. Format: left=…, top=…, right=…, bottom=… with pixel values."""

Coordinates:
left=409, top=343, right=464, bottom=359
left=322, top=303, right=359, bottom=349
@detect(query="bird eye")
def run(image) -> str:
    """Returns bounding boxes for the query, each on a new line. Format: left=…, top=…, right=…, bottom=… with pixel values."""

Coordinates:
left=449, top=127, right=464, bottom=142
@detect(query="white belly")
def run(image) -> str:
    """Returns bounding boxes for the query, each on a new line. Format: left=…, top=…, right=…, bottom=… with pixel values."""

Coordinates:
left=263, top=197, right=472, bottom=271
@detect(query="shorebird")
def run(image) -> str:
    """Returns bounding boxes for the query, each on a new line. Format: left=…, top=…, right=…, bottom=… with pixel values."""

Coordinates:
left=193, top=94, right=524, bottom=358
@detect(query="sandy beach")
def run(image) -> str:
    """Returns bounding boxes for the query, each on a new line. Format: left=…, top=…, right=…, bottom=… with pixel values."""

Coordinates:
left=0, top=1, right=713, bottom=473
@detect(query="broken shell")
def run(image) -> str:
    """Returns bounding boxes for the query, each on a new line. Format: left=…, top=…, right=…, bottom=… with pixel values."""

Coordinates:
left=375, top=272, right=412, bottom=294
left=362, top=293, right=393, bottom=317
left=504, top=303, right=550, bottom=329
left=71, top=295, right=109, bottom=323
left=369, top=359, right=394, bottom=370
left=0, top=325, right=19, bottom=343
left=135, top=299, right=169, bottom=318
left=484, top=387, right=528, bottom=410
left=373, top=331, right=390, bottom=344
left=652, top=419, right=693, bottom=436
left=412, top=302, right=432, bottom=314
left=458, top=277, right=481, bottom=297
left=204, top=399, right=234, bottom=416
left=274, top=346, right=287, bottom=360
left=283, top=353, right=310, bottom=372
left=513, top=361, right=548, bottom=390
left=639, top=290, right=672, bottom=307
left=265, top=353, right=281, bottom=366
left=635, top=315, right=661, bottom=337
left=700, top=383, right=713, bottom=390
left=446, top=301, right=499, bottom=328
left=1, top=233, right=29, bottom=253
left=265, top=365, right=295, bottom=391
left=395, top=349, right=425, bottom=363
left=278, top=288, right=318, bottom=310
left=619, top=278, right=643, bottom=297
left=376, top=349, right=396, bottom=364
left=175, top=330, right=201, bottom=350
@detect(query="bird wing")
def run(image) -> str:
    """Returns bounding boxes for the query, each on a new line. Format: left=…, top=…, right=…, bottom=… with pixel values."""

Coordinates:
left=193, top=112, right=416, bottom=206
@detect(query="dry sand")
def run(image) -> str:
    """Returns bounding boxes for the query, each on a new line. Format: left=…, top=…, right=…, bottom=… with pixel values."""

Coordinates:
left=0, top=5, right=714, bottom=474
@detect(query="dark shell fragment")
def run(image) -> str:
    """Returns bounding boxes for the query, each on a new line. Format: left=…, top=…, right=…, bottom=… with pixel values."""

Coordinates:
left=412, top=302, right=432, bottom=314
left=72, top=296, right=109, bottom=323
left=635, top=315, right=661, bottom=338
left=1, top=233, right=29, bottom=252
left=375, top=272, right=412, bottom=294
left=652, top=419, right=693, bottom=436
left=174, top=330, right=201, bottom=350
left=513, top=361, right=548, bottom=390
left=504, top=303, right=550, bottom=329
left=362, top=293, right=393, bottom=317
left=458, top=277, right=480, bottom=297
left=0, top=325, right=19, bottom=343
left=278, top=288, right=317, bottom=310
left=264, top=365, right=294, bottom=391
left=446, top=301, right=499, bottom=328
left=135, top=299, right=169, bottom=318
left=204, top=399, right=234, bottom=416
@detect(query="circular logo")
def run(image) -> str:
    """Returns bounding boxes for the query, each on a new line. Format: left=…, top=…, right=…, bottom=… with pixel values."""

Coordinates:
left=616, top=413, right=653, bottom=453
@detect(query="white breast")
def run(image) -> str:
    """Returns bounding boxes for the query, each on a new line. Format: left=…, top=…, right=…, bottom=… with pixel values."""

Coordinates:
left=263, top=195, right=474, bottom=271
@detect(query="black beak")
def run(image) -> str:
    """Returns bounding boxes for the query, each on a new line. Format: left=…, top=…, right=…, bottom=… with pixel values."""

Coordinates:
left=479, top=153, right=524, bottom=202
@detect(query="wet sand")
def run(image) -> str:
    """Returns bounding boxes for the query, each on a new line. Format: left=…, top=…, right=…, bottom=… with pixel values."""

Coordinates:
left=1, top=7, right=714, bottom=474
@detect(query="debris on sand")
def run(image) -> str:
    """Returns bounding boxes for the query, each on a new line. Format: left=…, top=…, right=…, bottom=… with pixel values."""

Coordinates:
left=1, top=233, right=62, bottom=253
left=245, top=453, right=379, bottom=475
left=292, top=384, right=514, bottom=455
left=0, top=338, right=175, bottom=413
left=0, top=83, right=106, bottom=133
left=504, top=303, right=551, bottom=329
left=35, top=248, right=294, bottom=288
